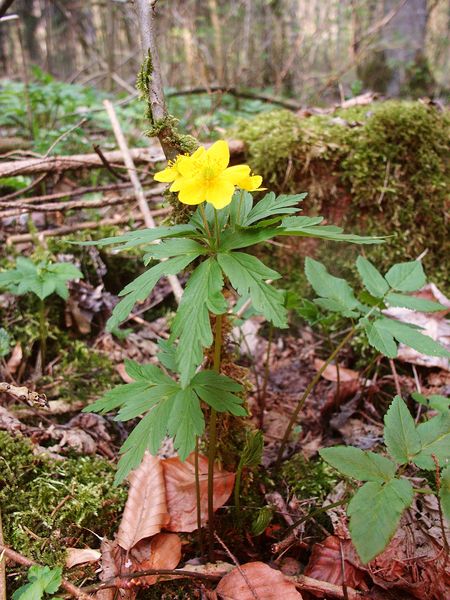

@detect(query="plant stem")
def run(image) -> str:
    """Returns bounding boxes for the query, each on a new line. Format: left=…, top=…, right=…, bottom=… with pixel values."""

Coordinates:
left=194, top=437, right=204, bottom=557
left=236, top=189, right=245, bottom=223
left=214, top=208, right=220, bottom=247
left=233, top=462, right=243, bottom=521
left=276, top=327, right=356, bottom=466
left=38, top=298, right=47, bottom=370
left=259, top=323, right=273, bottom=428
left=199, top=203, right=212, bottom=238
left=207, top=314, right=223, bottom=561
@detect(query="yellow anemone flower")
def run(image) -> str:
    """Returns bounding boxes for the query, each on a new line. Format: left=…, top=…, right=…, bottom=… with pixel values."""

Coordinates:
left=154, top=147, right=205, bottom=192
left=176, top=140, right=250, bottom=209
left=236, top=171, right=265, bottom=192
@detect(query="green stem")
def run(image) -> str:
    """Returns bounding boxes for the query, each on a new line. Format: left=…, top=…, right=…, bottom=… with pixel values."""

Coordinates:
left=259, top=324, right=273, bottom=428
left=233, top=462, right=243, bottom=523
left=214, top=208, right=220, bottom=248
left=38, top=298, right=46, bottom=370
left=207, top=314, right=222, bottom=561
left=199, top=203, right=212, bottom=238
left=276, top=326, right=356, bottom=466
left=194, top=436, right=204, bottom=557
left=282, top=498, right=349, bottom=536
left=236, top=189, right=244, bottom=224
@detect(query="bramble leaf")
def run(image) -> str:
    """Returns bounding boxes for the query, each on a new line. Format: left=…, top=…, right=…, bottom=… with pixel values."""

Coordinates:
left=412, top=413, right=450, bottom=470
left=385, top=292, right=444, bottom=312
left=305, top=257, right=361, bottom=317
left=364, top=320, right=397, bottom=358
left=348, top=478, right=413, bottom=563
left=383, top=396, right=421, bottom=464
left=218, top=252, right=287, bottom=327
left=377, top=318, right=450, bottom=358
left=320, top=446, right=396, bottom=482
left=411, top=392, right=449, bottom=414
left=385, top=261, right=426, bottom=292
left=356, top=256, right=389, bottom=297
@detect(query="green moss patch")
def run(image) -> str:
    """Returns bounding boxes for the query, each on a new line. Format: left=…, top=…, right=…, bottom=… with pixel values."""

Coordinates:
left=232, top=101, right=449, bottom=289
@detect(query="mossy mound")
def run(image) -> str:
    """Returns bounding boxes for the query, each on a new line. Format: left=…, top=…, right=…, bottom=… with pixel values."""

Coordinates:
left=232, top=101, right=449, bottom=290
left=0, top=432, right=126, bottom=570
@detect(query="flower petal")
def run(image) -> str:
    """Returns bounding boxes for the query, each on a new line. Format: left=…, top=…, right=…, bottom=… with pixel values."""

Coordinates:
left=240, top=175, right=264, bottom=191
left=154, top=166, right=177, bottom=182
left=206, top=140, right=230, bottom=171
left=222, top=164, right=251, bottom=184
left=177, top=177, right=207, bottom=205
left=178, top=147, right=206, bottom=177
left=205, top=177, right=235, bottom=209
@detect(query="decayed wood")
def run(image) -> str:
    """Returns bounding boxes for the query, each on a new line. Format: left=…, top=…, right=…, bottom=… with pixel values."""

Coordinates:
left=0, top=148, right=164, bottom=177
left=5, top=208, right=171, bottom=244
left=0, top=382, right=48, bottom=407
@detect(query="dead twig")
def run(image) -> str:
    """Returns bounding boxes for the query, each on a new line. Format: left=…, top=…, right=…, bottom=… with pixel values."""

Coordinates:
left=0, top=509, right=5, bottom=600
left=291, top=574, right=361, bottom=600
left=214, top=533, right=260, bottom=600
left=93, top=144, right=128, bottom=181
left=0, top=544, right=93, bottom=600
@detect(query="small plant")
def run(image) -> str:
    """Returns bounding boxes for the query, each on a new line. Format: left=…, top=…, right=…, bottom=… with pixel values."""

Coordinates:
left=320, top=395, right=450, bottom=563
left=12, top=565, right=62, bottom=600
left=0, top=258, right=82, bottom=367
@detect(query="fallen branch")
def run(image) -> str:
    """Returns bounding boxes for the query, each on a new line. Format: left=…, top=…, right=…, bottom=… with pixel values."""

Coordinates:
left=1, top=182, right=133, bottom=204
left=5, top=208, right=171, bottom=244
left=0, top=544, right=93, bottom=600
left=0, top=382, right=48, bottom=407
left=292, top=574, right=362, bottom=600
left=0, top=148, right=164, bottom=177
left=166, top=86, right=302, bottom=111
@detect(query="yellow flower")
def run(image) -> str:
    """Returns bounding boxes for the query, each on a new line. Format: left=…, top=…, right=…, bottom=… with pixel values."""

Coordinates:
left=236, top=171, right=265, bottom=192
left=154, top=147, right=205, bottom=192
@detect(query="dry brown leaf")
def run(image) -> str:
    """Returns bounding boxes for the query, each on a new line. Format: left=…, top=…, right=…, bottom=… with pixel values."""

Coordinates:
left=96, top=538, right=135, bottom=600
left=66, top=548, right=101, bottom=568
left=129, top=533, right=182, bottom=585
left=117, top=452, right=169, bottom=550
left=304, top=535, right=368, bottom=592
left=314, top=359, right=359, bottom=383
left=116, top=363, right=134, bottom=383
left=162, top=452, right=235, bottom=532
left=216, top=562, right=303, bottom=599
left=6, top=343, right=22, bottom=374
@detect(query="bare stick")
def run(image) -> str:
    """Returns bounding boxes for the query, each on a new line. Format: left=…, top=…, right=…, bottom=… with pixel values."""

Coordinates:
left=93, top=144, right=128, bottom=181
left=0, top=510, right=5, bottom=600
left=0, top=0, right=15, bottom=18
left=166, top=86, right=302, bottom=110
left=103, top=99, right=183, bottom=302
left=6, top=209, right=170, bottom=244
left=291, top=575, right=361, bottom=600
left=0, top=544, right=92, bottom=600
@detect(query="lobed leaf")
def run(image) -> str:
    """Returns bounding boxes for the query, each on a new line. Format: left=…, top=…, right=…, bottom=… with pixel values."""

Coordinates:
left=243, top=192, right=306, bottom=226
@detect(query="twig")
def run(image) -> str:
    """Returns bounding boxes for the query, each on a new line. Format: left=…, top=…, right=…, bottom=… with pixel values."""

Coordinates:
left=389, top=358, right=402, bottom=397
left=44, top=119, right=88, bottom=158
left=5, top=209, right=170, bottom=244
left=0, top=0, right=15, bottom=18
left=103, top=99, right=183, bottom=302
left=291, top=574, right=361, bottom=600
left=1, top=182, right=133, bottom=204
left=0, top=173, right=48, bottom=201
left=0, top=509, right=5, bottom=600
left=214, top=533, right=260, bottom=600
left=0, top=544, right=93, bottom=600
left=93, top=144, right=128, bottom=181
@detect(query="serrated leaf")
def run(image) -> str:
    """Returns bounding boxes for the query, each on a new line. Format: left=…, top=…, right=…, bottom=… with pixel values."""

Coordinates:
left=385, top=292, right=444, bottom=312
left=364, top=320, right=397, bottom=357
left=385, top=261, right=426, bottom=292
left=356, top=256, right=389, bottom=297
left=413, top=413, right=450, bottom=469
left=218, top=252, right=287, bottom=327
left=79, top=224, right=198, bottom=249
left=168, top=388, right=205, bottom=460
left=191, top=370, right=247, bottom=417
left=171, top=258, right=227, bottom=386
left=348, top=478, right=413, bottom=563
left=143, top=238, right=207, bottom=263
left=383, top=396, right=421, bottom=464
left=377, top=317, right=450, bottom=358
left=279, top=221, right=386, bottom=244
left=320, top=446, right=396, bottom=482
left=157, top=339, right=178, bottom=372
left=243, top=192, right=306, bottom=226
left=107, top=254, right=198, bottom=331
left=229, top=190, right=253, bottom=227
left=441, top=465, right=450, bottom=522
left=412, top=392, right=449, bottom=414
left=13, top=566, right=62, bottom=600
left=305, top=257, right=361, bottom=317
left=219, top=226, right=280, bottom=251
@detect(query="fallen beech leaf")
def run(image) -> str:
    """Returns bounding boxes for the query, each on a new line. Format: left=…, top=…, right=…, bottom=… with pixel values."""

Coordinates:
left=97, top=539, right=135, bottom=600
left=6, top=343, right=22, bottom=374
left=66, top=548, right=101, bottom=568
left=304, top=535, right=368, bottom=592
left=216, top=562, right=302, bottom=599
left=116, top=363, right=134, bottom=383
left=117, top=452, right=169, bottom=550
left=162, top=452, right=235, bottom=532
left=314, top=359, right=359, bottom=382
left=129, top=533, right=182, bottom=585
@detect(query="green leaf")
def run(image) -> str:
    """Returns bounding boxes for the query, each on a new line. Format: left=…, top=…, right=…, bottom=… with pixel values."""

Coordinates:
left=157, top=339, right=178, bottom=373
left=385, top=292, right=444, bottom=312
left=219, top=226, right=280, bottom=251
left=191, top=370, right=247, bottom=416
left=356, top=256, right=389, bottom=297
left=239, top=430, right=264, bottom=469
left=320, top=446, right=396, bottom=482
left=106, top=254, right=198, bottom=331
left=413, top=413, right=450, bottom=469
left=79, top=224, right=198, bottom=249
left=218, top=252, right=287, bottom=328
left=229, top=191, right=253, bottom=227
left=364, top=320, right=397, bottom=358
left=279, top=221, right=386, bottom=245
left=441, top=465, right=450, bottom=522
left=385, top=261, right=426, bottom=292
left=12, top=566, right=62, bottom=600
left=143, top=238, right=207, bottom=263
left=383, top=396, right=421, bottom=464
left=168, top=388, right=205, bottom=460
left=348, top=478, right=413, bottom=563
left=0, top=327, right=10, bottom=358
left=171, top=258, right=227, bottom=386
left=377, top=318, right=450, bottom=358
left=305, top=257, right=360, bottom=317
left=411, top=392, right=449, bottom=414
left=243, top=192, right=306, bottom=226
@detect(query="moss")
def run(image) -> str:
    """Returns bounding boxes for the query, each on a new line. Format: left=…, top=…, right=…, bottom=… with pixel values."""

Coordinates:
left=232, top=101, right=450, bottom=290
left=0, top=431, right=126, bottom=572
left=278, top=453, right=337, bottom=501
